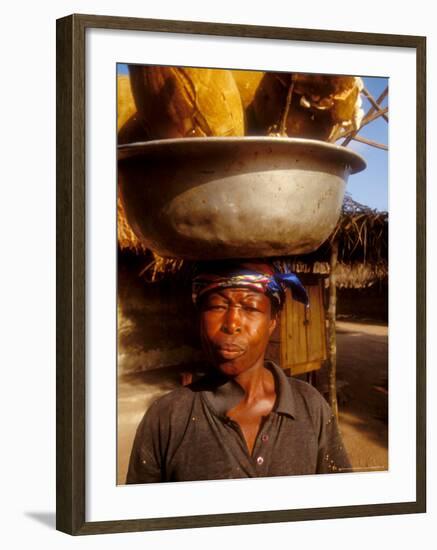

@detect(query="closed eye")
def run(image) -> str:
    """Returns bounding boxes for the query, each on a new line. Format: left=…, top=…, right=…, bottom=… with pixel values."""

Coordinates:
left=243, top=305, right=261, bottom=312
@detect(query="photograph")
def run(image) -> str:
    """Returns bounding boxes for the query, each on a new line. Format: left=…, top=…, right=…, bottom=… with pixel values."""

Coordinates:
left=55, top=13, right=425, bottom=534
left=1, top=0, right=432, bottom=546
left=116, top=64, right=389, bottom=485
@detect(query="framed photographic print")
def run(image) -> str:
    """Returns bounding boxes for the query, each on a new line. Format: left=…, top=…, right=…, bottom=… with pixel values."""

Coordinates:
left=56, top=13, right=426, bottom=535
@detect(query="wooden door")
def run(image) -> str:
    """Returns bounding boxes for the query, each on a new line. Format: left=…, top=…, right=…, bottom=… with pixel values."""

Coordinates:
left=279, top=275, right=327, bottom=376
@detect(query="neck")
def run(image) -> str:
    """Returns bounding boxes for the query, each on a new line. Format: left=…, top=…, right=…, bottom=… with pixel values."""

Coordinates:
left=233, top=358, right=274, bottom=404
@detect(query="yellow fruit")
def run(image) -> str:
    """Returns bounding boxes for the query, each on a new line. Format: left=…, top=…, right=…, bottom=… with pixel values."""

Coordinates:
left=251, top=72, right=364, bottom=140
left=231, top=69, right=265, bottom=109
left=294, top=74, right=364, bottom=130
left=128, top=65, right=245, bottom=139
left=117, top=114, right=149, bottom=145
left=117, top=75, right=136, bottom=131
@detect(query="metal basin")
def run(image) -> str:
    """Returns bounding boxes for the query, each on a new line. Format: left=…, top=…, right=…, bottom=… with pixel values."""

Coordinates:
left=118, top=137, right=366, bottom=259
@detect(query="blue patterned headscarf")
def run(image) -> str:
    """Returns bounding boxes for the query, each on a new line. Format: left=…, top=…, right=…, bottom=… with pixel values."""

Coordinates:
left=192, top=260, right=309, bottom=309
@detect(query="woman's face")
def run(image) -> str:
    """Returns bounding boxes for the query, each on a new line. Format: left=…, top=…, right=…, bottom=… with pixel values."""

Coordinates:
left=199, top=287, right=277, bottom=377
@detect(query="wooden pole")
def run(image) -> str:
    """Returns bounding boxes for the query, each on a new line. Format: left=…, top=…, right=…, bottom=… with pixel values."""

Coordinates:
left=341, top=107, right=389, bottom=146
left=328, top=240, right=339, bottom=418
left=279, top=75, right=296, bottom=136
left=364, top=86, right=389, bottom=121
left=351, top=135, right=388, bottom=151
left=362, top=87, right=389, bottom=122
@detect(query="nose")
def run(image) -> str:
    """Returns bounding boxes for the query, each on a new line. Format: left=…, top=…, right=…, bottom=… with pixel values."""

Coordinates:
left=221, top=306, right=242, bottom=334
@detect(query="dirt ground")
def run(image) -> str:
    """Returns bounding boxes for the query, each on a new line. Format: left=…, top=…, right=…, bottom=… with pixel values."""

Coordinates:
left=315, top=320, right=388, bottom=472
left=117, top=319, right=388, bottom=484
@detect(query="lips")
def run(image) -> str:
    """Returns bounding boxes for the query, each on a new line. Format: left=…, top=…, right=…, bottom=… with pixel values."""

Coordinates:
left=214, top=343, right=245, bottom=360
left=219, top=344, right=243, bottom=352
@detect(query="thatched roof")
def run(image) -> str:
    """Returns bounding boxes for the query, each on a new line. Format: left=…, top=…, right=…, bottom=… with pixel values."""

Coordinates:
left=333, top=194, right=388, bottom=264
left=286, top=260, right=387, bottom=289
left=283, top=194, right=388, bottom=287
left=117, top=196, right=148, bottom=255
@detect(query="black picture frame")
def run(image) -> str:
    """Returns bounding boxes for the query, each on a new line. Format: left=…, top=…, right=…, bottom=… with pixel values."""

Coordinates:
left=56, top=13, right=426, bottom=536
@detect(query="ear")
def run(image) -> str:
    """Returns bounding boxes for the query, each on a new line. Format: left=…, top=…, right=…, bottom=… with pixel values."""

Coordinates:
left=268, top=315, right=277, bottom=337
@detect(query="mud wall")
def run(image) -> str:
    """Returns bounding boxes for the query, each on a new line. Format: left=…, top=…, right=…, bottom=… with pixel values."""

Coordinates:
left=335, top=282, right=388, bottom=322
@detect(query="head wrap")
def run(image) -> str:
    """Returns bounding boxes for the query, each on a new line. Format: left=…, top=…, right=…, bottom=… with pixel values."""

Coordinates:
left=192, top=260, right=309, bottom=309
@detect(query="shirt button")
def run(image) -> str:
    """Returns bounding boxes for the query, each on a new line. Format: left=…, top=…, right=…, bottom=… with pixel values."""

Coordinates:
left=261, top=434, right=269, bottom=443
left=256, top=456, right=264, bottom=466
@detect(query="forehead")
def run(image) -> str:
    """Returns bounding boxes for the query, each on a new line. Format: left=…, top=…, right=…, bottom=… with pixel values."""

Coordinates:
left=205, top=287, right=269, bottom=302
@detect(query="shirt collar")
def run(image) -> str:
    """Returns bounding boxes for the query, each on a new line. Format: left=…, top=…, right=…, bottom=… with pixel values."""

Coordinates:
left=268, top=361, right=297, bottom=418
left=199, top=361, right=297, bottom=419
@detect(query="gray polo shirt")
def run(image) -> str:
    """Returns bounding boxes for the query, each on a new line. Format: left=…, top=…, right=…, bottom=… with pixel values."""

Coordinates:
left=126, top=362, right=351, bottom=484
